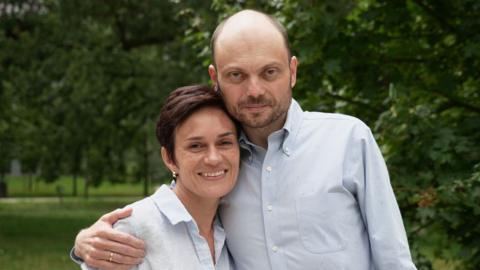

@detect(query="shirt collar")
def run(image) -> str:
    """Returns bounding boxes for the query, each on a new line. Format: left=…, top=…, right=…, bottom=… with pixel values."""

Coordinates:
left=238, top=98, right=303, bottom=158
left=151, top=185, right=193, bottom=225
left=281, top=98, right=303, bottom=156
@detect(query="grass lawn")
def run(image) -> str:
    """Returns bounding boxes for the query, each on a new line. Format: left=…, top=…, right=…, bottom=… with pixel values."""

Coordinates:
left=0, top=199, right=464, bottom=270
left=0, top=176, right=466, bottom=269
left=0, top=197, right=141, bottom=270
left=4, top=175, right=161, bottom=197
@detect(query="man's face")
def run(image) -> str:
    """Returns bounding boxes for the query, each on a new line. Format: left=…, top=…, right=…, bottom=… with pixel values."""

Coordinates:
left=209, top=21, right=297, bottom=132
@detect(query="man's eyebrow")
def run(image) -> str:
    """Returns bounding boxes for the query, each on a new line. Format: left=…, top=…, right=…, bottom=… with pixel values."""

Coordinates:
left=221, top=66, right=245, bottom=72
left=221, top=61, right=283, bottom=73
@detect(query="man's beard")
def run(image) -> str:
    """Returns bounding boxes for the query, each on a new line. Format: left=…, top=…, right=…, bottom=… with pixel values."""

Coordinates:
left=217, top=82, right=291, bottom=129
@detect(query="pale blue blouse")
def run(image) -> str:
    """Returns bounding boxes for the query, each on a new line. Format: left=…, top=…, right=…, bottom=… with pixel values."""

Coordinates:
left=81, top=185, right=232, bottom=270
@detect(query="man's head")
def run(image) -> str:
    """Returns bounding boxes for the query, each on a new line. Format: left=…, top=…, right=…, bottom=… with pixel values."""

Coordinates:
left=208, top=10, right=298, bottom=137
left=210, top=10, right=292, bottom=66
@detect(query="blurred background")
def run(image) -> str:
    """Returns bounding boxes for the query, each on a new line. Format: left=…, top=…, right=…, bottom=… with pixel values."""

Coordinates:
left=0, top=0, right=479, bottom=269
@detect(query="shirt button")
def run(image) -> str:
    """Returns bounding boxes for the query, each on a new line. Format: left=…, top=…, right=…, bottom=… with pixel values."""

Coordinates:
left=267, top=205, right=273, bottom=211
left=272, top=245, right=278, bottom=252
left=266, top=166, right=272, bottom=172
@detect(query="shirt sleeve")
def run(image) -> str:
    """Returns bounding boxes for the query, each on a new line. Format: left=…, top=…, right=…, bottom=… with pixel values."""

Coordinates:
left=346, top=124, right=417, bottom=270
left=80, top=262, right=97, bottom=270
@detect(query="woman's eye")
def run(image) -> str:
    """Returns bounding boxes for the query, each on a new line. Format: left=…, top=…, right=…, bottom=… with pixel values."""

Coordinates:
left=218, top=140, right=236, bottom=148
left=189, top=143, right=202, bottom=149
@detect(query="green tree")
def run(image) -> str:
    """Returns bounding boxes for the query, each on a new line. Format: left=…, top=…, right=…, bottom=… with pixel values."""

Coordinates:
left=0, top=0, right=217, bottom=196
left=1, top=0, right=478, bottom=267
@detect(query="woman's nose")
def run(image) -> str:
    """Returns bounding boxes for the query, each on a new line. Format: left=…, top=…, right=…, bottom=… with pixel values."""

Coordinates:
left=204, top=147, right=221, bottom=165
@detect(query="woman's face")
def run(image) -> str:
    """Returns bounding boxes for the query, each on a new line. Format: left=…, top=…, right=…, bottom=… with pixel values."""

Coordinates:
left=164, top=106, right=240, bottom=201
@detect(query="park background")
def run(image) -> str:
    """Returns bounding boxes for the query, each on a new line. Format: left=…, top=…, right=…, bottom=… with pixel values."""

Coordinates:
left=0, top=0, right=479, bottom=269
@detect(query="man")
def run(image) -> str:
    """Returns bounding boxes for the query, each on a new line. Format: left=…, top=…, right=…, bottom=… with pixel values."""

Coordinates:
left=73, top=9, right=417, bottom=270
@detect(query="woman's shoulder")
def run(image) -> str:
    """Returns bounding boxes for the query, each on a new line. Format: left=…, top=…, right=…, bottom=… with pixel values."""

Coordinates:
left=113, top=189, right=172, bottom=236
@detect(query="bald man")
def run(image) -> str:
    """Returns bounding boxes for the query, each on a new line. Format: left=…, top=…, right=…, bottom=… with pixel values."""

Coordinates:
left=72, top=10, right=417, bottom=270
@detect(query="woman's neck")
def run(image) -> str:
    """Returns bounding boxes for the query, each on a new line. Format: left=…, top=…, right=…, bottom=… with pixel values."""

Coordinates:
left=173, top=185, right=219, bottom=262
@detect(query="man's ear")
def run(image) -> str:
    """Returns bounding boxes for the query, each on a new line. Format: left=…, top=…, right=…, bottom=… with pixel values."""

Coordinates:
left=160, top=147, right=178, bottom=173
left=208, top=64, right=218, bottom=85
left=289, top=56, right=298, bottom=88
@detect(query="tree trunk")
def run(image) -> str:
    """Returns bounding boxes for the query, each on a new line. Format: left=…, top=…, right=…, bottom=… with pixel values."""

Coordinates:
left=83, top=176, right=90, bottom=198
left=33, top=175, right=38, bottom=192
left=72, top=150, right=81, bottom=196
left=28, top=173, right=33, bottom=192
left=142, top=131, right=149, bottom=197
left=72, top=173, right=78, bottom=196
left=0, top=173, right=7, bottom=197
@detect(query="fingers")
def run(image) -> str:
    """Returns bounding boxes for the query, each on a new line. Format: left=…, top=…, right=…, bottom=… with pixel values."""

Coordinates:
left=106, top=250, right=142, bottom=265
left=91, top=234, right=145, bottom=258
left=100, top=208, right=133, bottom=225
left=85, top=246, right=143, bottom=266
left=75, top=228, right=95, bottom=259
left=97, top=227, right=145, bottom=250
left=83, top=253, right=134, bottom=270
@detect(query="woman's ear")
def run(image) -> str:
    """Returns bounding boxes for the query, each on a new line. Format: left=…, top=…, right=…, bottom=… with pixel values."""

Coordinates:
left=161, top=147, right=178, bottom=173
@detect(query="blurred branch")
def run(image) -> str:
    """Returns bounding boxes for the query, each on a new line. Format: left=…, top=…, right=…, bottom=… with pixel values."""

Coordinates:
left=411, top=0, right=456, bottom=33
left=430, top=89, right=480, bottom=114
left=323, top=92, right=386, bottom=114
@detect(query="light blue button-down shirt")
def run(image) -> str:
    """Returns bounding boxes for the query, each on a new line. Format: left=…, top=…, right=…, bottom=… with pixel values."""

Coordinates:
left=219, top=99, right=416, bottom=270
left=81, top=185, right=233, bottom=270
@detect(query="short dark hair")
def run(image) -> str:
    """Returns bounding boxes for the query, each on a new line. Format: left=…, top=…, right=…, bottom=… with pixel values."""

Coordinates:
left=155, top=85, right=237, bottom=163
left=210, top=9, right=292, bottom=65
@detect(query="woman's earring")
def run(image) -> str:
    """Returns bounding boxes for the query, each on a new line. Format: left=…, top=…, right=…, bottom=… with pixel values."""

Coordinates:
left=172, top=171, right=177, bottom=181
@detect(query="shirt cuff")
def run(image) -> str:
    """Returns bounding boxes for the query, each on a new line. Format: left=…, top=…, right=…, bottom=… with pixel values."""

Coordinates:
left=70, top=247, right=84, bottom=265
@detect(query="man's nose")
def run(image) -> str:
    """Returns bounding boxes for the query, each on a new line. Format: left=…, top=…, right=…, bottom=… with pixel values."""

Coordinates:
left=246, top=77, right=265, bottom=98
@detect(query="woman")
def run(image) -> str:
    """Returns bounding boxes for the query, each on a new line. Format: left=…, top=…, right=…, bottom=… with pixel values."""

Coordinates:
left=82, top=85, right=240, bottom=270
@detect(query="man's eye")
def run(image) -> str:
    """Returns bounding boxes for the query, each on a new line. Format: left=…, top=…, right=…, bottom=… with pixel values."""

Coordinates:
left=264, top=68, right=278, bottom=79
left=228, top=72, right=243, bottom=81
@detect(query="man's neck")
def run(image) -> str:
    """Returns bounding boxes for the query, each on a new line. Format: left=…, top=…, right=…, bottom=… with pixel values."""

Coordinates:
left=243, top=116, right=287, bottom=149
left=243, top=126, right=270, bottom=149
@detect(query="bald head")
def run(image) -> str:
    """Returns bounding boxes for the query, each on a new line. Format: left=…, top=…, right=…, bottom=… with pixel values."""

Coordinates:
left=210, top=10, right=291, bottom=65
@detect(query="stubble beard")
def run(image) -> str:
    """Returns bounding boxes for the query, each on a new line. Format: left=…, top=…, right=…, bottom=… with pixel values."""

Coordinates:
left=231, top=94, right=291, bottom=130
left=217, top=82, right=292, bottom=130
left=236, top=100, right=288, bottom=129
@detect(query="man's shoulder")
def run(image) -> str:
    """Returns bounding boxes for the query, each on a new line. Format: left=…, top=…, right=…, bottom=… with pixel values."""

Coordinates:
left=302, top=111, right=368, bottom=129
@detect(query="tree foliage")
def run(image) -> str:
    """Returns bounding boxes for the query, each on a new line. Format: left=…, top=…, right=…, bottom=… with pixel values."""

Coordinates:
left=1, top=0, right=479, bottom=267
